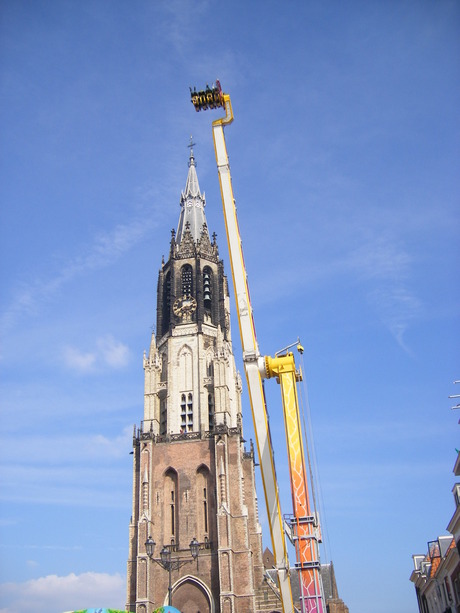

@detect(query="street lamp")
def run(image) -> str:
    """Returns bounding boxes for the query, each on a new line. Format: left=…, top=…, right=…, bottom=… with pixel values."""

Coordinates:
left=160, top=545, right=171, bottom=568
left=145, top=536, right=200, bottom=606
left=145, top=535, right=155, bottom=558
left=190, top=537, right=200, bottom=559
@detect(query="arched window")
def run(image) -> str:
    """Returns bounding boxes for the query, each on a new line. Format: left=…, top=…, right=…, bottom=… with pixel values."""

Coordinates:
left=162, top=272, right=171, bottom=335
left=203, top=485, right=208, bottom=533
left=196, top=466, right=210, bottom=541
left=208, top=393, right=214, bottom=431
left=181, top=265, right=193, bottom=298
left=161, top=352, right=167, bottom=381
left=170, top=490, right=175, bottom=537
left=142, top=481, right=148, bottom=511
left=178, top=346, right=192, bottom=390
left=187, top=393, right=193, bottom=431
left=160, top=398, right=167, bottom=435
left=180, top=393, right=193, bottom=432
left=164, top=469, right=178, bottom=544
left=203, top=267, right=212, bottom=309
left=180, top=394, right=186, bottom=431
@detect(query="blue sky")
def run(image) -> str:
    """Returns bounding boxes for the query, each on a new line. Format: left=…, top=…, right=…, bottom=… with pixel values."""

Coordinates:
left=0, top=1, right=459, bottom=612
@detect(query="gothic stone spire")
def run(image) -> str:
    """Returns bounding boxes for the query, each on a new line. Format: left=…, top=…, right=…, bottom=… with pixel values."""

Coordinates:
left=176, top=144, right=210, bottom=243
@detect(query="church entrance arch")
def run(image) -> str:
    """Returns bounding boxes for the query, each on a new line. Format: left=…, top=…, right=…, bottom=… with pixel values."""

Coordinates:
left=170, top=574, right=214, bottom=613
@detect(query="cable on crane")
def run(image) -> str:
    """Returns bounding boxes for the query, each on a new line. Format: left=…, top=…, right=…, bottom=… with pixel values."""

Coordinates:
left=297, top=349, right=332, bottom=567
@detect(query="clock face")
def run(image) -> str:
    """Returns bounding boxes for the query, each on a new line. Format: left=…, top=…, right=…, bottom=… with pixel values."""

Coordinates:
left=173, top=297, right=197, bottom=320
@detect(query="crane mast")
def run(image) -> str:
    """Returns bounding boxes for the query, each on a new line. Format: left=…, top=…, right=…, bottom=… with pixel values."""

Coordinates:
left=190, top=82, right=325, bottom=613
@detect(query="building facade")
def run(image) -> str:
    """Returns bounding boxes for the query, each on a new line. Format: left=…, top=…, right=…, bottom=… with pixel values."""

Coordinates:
left=126, top=149, right=265, bottom=613
left=410, top=452, right=460, bottom=613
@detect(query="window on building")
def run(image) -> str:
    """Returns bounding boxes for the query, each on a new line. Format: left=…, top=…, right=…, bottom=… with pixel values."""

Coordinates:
left=170, top=489, right=175, bottom=535
left=182, top=265, right=193, bottom=298
left=187, top=393, right=193, bottom=431
left=161, top=352, right=168, bottom=382
left=160, top=398, right=167, bottom=435
left=203, top=486, right=208, bottom=533
left=453, top=576, right=460, bottom=605
left=142, top=481, right=148, bottom=511
left=196, top=466, right=210, bottom=541
left=445, top=577, right=453, bottom=602
left=180, top=394, right=186, bottom=431
left=162, top=272, right=171, bottom=334
left=208, top=393, right=214, bottom=431
left=164, top=469, right=178, bottom=543
left=203, top=267, right=212, bottom=309
left=454, top=484, right=460, bottom=506
left=180, top=393, right=193, bottom=432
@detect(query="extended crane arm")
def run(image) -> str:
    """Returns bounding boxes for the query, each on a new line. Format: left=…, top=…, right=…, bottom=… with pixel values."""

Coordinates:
left=191, top=81, right=325, bottom=613
left=212, top=91, right=294, bottom=613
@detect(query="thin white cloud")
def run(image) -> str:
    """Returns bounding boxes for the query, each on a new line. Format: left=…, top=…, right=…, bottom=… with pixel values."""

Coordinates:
left=344, top=235, right=411, bottom=282
left=343, top=236, right=420, bottom=350
left=62, top=346, right=97, bottom=373
left=0, top=544, right=82, bottom=553
left=0, top=426, right=133, bottom=465
left=0, top=572, right=125, bottom=613
left=97, top=335, right=130, bottom=368
left=367, top=284, right=421, bottom=352
left=0, top=466, right=130, bottom=508
left=0, top=426, right=133, bottom=507
left=63, top=335, right=130, bottom=373
left=0, top=216, right=158, bottom=334
left=251, top=230, right=421, bottom=350
left=319, top=458, right=448, bottom=505
left=313, top=416, right=448, bottom=445
left=162, top=0, right=209, bottom=56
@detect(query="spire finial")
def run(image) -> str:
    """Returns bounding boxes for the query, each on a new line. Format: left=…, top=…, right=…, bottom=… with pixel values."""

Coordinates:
left=188, top=135, right=196, bottom=167
left=177, top=139, right=209, bottom=244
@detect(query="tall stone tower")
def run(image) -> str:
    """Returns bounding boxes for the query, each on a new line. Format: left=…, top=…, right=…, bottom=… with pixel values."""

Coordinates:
left=126, top=148, right=265, bottom=613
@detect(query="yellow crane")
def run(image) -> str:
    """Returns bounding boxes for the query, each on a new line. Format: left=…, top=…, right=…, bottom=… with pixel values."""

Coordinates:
left=190, top=82, right=325, bottom=613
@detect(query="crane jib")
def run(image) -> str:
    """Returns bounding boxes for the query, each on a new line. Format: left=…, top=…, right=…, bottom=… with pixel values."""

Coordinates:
left=191, top=82, right=326, bottom=613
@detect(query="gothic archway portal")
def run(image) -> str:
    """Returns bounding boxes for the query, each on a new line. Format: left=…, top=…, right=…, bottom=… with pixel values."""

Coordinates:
left=171, top=575, right=214, bottom=613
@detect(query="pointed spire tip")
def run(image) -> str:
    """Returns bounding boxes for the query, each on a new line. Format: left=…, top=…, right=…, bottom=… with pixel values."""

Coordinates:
left=188, top=135, right=196, bottom=167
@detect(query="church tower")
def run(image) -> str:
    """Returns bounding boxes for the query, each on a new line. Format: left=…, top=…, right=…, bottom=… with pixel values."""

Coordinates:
left=126, top=147, right=265, bottom=613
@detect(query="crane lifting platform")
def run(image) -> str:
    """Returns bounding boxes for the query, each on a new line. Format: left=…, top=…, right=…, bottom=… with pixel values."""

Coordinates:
left=190, top=82, right=325, bottom=613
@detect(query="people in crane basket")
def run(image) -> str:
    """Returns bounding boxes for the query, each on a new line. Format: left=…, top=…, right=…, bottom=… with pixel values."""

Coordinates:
left=190, top=83, right=223, bottom=111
